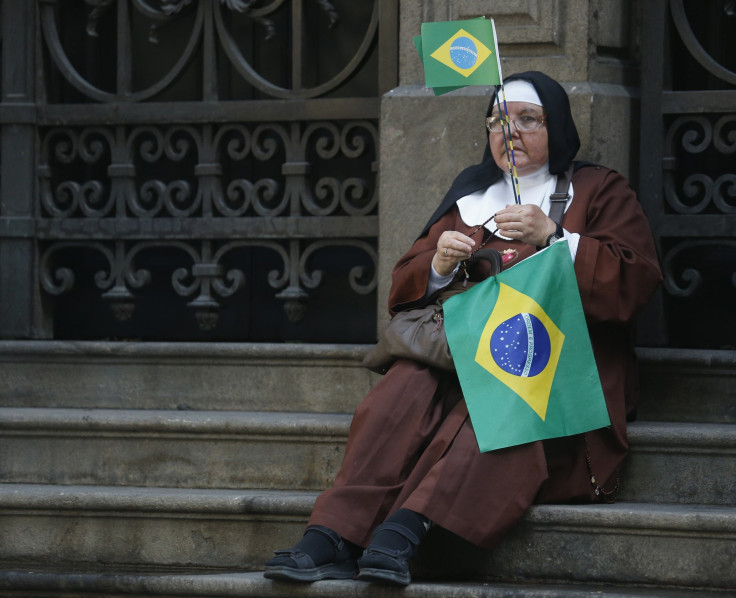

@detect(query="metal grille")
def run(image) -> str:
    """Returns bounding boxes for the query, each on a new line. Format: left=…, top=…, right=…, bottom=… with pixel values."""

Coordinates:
left=640, top=0, right=736, bottom=349
left=0, top=0, right=397, bottom=341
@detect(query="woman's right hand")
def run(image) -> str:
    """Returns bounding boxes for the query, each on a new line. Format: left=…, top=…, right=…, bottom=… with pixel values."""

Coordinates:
left=432, top=231, right=475, bottom=276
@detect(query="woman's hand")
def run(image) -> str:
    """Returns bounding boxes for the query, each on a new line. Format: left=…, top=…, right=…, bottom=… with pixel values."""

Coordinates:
left=432, top=231, right=475, bottom=277
left=494, top=204, right=557, bottom=247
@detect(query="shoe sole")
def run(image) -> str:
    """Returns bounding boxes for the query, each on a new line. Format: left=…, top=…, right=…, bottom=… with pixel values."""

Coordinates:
left=264, top=562, right=357, bottom=583
left=356, top=567, right=411, bottom=586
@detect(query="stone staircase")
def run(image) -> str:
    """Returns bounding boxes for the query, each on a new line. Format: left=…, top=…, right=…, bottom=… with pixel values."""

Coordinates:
left=0, top=341, right=733, bottom=597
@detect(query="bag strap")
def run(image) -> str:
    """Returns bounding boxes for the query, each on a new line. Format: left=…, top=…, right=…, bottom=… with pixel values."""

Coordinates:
left=548, top=163, right=574, bottom=225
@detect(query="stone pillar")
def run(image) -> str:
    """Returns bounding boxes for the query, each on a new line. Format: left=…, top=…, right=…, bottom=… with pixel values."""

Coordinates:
left=377, top=0, right=641, bottom=331
left=0, top=1, right=47, bottom=338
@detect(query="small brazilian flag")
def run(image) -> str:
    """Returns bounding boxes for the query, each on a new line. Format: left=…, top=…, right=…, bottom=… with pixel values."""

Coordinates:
left=414, top=18, right=501, bottom=95
left=443, top=241, right=610, bottom=452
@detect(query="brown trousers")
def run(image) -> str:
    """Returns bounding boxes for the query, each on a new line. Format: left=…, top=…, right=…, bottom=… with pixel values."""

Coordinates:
left=307, top=358, right=584, bottom=549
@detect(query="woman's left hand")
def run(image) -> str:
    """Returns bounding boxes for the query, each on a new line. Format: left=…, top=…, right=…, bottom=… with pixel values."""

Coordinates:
left=494, top=204, right=557, bottom=246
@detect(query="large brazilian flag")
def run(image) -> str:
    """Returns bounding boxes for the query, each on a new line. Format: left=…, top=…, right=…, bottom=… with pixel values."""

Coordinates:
left=443, top=241, right=610, bottom=452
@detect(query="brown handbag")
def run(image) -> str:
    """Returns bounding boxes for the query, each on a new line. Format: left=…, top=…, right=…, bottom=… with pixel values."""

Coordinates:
left=363, top=167, right=573, bottom=376
left=362, top=249, right=500, bottom=374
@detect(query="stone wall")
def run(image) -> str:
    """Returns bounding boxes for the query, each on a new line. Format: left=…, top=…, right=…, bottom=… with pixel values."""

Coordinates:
left=376, top=0, right=641, bottom=329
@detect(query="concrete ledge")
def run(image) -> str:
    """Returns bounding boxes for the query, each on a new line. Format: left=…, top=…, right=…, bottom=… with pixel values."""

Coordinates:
left=0, top=340, right=374, bottom=362
left=520, top=502, right=736, bottom=534
left=622, top=422, right=736, bottom=505
left=2, top=410, right=733, bottom=500
left=418, top=502, right=736, bottom=590
left=0, top=569, right=726, bottom=598
left=0, top=485, right=734, bottom=589
left=0, top=484, right=317, bottom=515
left=0, top=410, right=352, bottom=490
left=628, top=421, right=736, bottom=448
left=635, top=348, right=736, bottom=423
left=0, top=341, right=380, bottom=412
left=1, top=342, right=732, bottom=418
left=0, top=485, right=314, bottom=571
left=636, top=347, right=736, bottom=368
left=0, top=408, right=353, bottom=435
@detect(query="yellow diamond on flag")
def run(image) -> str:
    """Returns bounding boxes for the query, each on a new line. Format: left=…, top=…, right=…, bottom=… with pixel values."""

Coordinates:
left=429, top=28, right=493, bottom=78
left=474, top=283, right=565, bottom=421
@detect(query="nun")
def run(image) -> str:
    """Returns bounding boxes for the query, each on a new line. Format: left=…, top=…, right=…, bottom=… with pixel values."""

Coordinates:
left=264, top=71, right=662, bottom=586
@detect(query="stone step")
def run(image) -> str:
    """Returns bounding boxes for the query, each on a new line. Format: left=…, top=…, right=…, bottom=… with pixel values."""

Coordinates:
left=1, top=409, right=734, bottom=504
left=620, top=421, right=736, bottom=505
left=636, top=348, right=736, bottom=423
left=0, top=340, right=378, bottom=413
left=2, top=342, right=734, bottom=422
left=0, top=569, right=729, bottom=598
left=0, top=484, right=312, bottom=573
left=0, top=485, right=733, bottom=591
left=0, top=408, right=351, bottom=491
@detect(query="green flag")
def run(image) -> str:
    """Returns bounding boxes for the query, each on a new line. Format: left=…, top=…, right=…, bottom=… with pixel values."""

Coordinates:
left=443, top=241, right=610, bottom=452
left=415, top=18, right=501, bottom=95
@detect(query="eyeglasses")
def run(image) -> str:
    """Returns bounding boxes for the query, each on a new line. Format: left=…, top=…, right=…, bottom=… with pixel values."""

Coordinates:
left=486, top=114, right=546, bottom=133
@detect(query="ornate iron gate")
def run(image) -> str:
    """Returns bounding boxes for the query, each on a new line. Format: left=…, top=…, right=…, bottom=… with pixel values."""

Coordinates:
left=640, top=0, right=736, bottom=349
left=0, top=0, right=397, bottom=342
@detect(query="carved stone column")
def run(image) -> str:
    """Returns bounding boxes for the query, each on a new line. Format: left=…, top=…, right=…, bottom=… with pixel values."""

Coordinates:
left=0, top=2, right=48, bottom=338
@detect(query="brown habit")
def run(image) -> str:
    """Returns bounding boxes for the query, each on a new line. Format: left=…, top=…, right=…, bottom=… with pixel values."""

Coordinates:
left=309, top=165, right=662, bottom=550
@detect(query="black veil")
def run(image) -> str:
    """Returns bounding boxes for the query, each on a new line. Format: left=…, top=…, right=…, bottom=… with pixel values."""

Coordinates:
left=417, top=71, right=581, bottom=238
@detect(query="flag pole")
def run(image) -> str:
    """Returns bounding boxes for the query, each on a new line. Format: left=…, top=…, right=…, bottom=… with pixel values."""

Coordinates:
left=494, top=86, right=521, bottom=205
left=491, top=19, right=521, bottom=205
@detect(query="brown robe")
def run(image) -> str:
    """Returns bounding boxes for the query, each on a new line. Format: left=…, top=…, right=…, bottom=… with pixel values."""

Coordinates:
left=309, top=165, right=662, bottom=549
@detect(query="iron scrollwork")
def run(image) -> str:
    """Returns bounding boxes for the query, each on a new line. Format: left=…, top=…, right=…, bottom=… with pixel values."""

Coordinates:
left=40, top=241, right=151, bottom=321
left=40, top=120, right=377, bottom=218
left=35, top=1, right=383, bottom=339
left=662, top=239, right=736, bottom=297
left=40, top=237, right=377, bottom=327
left=39, top=118, right=378, bottom=329
left=670, top=0, right=736, bottom=86
left=663, top=115, right=736, bottom=214
left=41, top=0, right=372, bottom=101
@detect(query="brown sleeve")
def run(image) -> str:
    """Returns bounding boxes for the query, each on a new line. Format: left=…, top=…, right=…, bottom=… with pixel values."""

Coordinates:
left=387, top=168, right=662, bottom=324
left=387, top=210, right=459, bottom=316
left=568, top=168, right=662, bottom=324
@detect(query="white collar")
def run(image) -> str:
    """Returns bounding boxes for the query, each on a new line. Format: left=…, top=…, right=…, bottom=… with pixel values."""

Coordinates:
left=515, top=164, right=554, bottom=191
left=456, top=165, right=572, bottom=238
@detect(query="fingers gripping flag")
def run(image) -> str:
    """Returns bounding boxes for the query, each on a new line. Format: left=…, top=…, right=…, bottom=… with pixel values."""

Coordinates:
left=414, top=18, right=502, bottom=95
left=443, top=241, right=610, bottom=452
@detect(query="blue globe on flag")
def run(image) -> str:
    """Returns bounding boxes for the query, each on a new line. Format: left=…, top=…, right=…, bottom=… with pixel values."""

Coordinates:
left=490, top=313, right=551, bottom=377
left=449, top=36, right=478, bottom=69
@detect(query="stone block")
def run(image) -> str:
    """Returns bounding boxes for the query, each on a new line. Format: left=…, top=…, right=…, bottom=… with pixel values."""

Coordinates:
left=0, top=409, right=351, bottom=490
left=399, top=0, right=592, bottom=86
left=0, top=341, right=378, bottom=413
left=3, top=409, right=734, bottom=506
left=417, top=503, right=736, bottom=590
left=622, top=422, right=736, bottom=505
left=1, top=485, right=734, bottom=590
left=0, top=570, right=725, bottom=597
left=566, top=81, right=639, bottom=178
left=0, top=485, right=313, bottom=571
left=377, top=85, right=492, bottom=331
left=636, top=348, right=736, bottom=423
